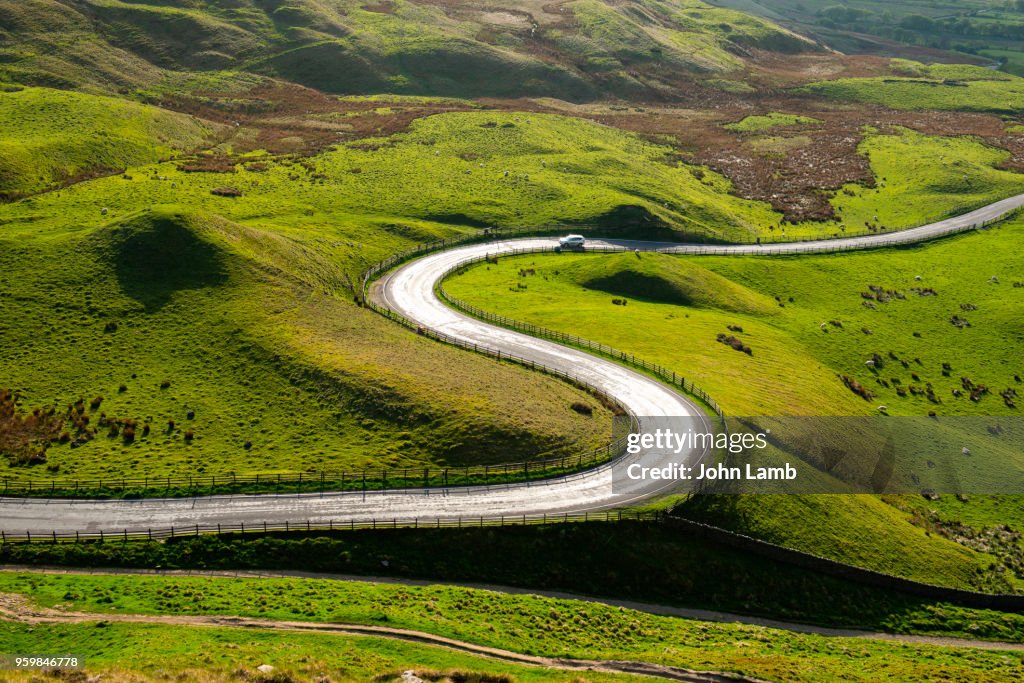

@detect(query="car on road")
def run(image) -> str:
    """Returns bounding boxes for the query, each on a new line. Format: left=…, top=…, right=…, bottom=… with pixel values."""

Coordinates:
left=558, top=234, right=586, bottom=249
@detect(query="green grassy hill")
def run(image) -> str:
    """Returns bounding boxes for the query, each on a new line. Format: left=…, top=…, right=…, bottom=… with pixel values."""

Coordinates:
left=797, top=61, right=1024, bottom=114
left=0, top=87, right=215, bottom=200
left=0, top=110, right=784, bottom=242
left=0, top=205, right=613, bottom=481
left=445, top=219, right=1024, bottom=590
left=0, top=0, right=817, bottom=99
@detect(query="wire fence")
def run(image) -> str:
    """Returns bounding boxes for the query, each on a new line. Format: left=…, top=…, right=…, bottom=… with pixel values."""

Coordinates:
left=434, top=247, right=726, bottom=420
left=658, top=212, right=1011, bottom=255
left=0, top=509, right=664, bottom=543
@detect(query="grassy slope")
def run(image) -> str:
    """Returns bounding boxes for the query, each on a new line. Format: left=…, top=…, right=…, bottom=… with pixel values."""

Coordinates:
left=0, top=111, right=783, bottom=240
left=6, top=524, right=1024, bottom=639
left=445, top=220, right=1024, bottom=589
left=0, top=87, right=214, bottom=199
left=0, top=0, right=814, bottom=100
left=829, top=128, right=1024, bottom=232
left=0, top=622, right=644, bottom=683
left=724, top=111, right=822, bottom=132
left=731, top=127, right=1024, bottom=240
left=798, top=61, right=1024, bottom=114
left=0, top=572, right=1021, bottom=682
left=0, top=206, right=613, bottom=480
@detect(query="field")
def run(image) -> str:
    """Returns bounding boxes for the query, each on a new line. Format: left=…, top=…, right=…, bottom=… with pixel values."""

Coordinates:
left=723, top=112, right=822, bottom=133
left=444, top=219, right=1024, bottom=589
left=5, top=522, right=1024, bottom=640
left=798, top=63, right=1024, bottom=114
left=0, top=570, right=1021, bottom=682
left=0, top=621, right=645, bottom=683
left=0, top=87, right=214, bottom=200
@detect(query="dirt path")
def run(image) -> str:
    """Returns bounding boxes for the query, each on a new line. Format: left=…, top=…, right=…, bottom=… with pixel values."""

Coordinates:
left=0, top=592, right=768, bottom=683
left=3, top=566, right=1023, bottom=652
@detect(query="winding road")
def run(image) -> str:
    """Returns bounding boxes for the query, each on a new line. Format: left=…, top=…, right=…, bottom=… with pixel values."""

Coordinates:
left=1, top=195, right=1022, bottom=535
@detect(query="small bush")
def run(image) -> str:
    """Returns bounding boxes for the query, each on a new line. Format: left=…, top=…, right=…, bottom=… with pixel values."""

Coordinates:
left=840, top=374, right=874, bottom=400
left=570, top=402, right=593, bottom=416
left=717, top=333, right=752, bottom=355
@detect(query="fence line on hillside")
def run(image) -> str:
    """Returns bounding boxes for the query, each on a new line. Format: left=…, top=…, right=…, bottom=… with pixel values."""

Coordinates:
left=4, top=509, right=1023, bottom=609
left=434, top=246, right=726, bottom=420
left=663, top=211, right=1013, bottom=255
left=0, top=398, right=636, bottom=498
left=0, top=509, right=663, bottom=543
left=662, top=515, right=1024, bottom=611
left=358, top=204, right=1020, bottom=301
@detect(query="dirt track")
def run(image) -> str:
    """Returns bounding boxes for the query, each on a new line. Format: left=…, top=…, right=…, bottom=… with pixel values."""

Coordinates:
left=3, top=566, right=1023, bottom=652
left=0, top=591, right=770, bottom=683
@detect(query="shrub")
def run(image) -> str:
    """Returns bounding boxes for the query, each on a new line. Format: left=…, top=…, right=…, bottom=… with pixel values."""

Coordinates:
left=184, top=430, right=195, bottom=442
left=570, top=402, right=593, bottom=416
left=716, top=333, right=752, bottom=355
left=160, top=380, right=171, bottom=389
left=211, top=187, right=242, bottom=197
left=89, top=396, right=103, bottom=411
left=840, top=374, right=874, bottom=400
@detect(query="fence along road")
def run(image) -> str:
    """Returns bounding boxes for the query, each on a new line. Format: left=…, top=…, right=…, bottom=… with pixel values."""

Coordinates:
left=2, top=195, right=1024, bottom=537
left=0, top=237, right=714, bottom=536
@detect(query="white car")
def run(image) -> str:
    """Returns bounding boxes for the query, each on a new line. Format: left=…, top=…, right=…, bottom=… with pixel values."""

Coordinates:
left=558, top=234, right=586, bottom=249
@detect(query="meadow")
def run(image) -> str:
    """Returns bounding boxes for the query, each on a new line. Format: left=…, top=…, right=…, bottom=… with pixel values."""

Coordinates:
left=444, top=220, right=1024, bottom=589
left=798, top=62, right=1024, bottom=114
left=0, top=571, right=1021, bottom=682
left=0, top=87, right=214, bottom=199
left=4, top=523, right=1024, bottom=640
left=0, top=621, right=645, bottom=683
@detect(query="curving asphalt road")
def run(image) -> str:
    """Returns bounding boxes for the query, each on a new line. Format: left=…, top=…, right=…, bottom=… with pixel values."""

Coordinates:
left=1, top=194, right=1023, bottom=535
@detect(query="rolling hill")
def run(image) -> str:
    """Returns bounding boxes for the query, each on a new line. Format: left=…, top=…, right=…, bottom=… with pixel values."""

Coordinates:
left=0, top=0, right=818, bottom=99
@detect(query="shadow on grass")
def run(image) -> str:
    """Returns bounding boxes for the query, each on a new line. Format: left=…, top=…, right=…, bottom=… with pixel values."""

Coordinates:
left=100, top=210, right=228, bottom=312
